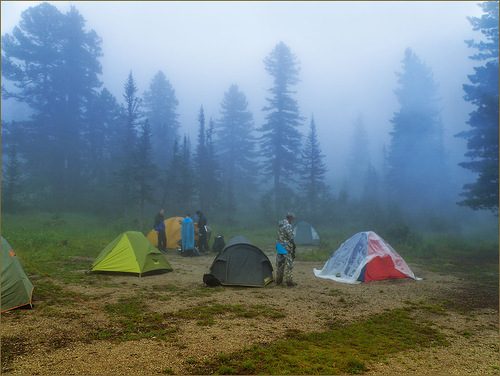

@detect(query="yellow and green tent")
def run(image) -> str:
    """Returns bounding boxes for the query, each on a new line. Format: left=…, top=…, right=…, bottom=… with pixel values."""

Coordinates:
left=91, top=231, right=172, bottom=276
left=1, top=237, right=34, bottom=313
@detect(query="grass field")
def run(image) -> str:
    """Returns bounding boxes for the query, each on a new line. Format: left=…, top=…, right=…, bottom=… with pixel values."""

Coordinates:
left=1, top=212, right=498, bottom=375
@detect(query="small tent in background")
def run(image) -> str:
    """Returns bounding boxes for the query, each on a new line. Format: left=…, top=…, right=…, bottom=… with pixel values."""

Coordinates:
left=92, top=231, right=172, bottom=276
left=203, top=236, right=273, bottom=287
left=1, top=237, right=34, bottom=313
left=293, top=221, right=320, bottom=245
left=147, top=216, right=196, bottom=250
left=313, top=231, right=419, bottom=284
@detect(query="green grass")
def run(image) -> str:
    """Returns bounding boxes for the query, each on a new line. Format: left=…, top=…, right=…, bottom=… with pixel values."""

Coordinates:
left=173, top=302, right=286, bottom=326
left=96, top=296, right=179, bottom=341
left=191, top=308, right=448, bottom=375
left=1, top=212, right=121, bottom=284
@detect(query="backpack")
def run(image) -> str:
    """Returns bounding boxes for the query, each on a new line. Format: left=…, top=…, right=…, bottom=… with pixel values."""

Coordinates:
left=212, top=235, right=225, bottom=253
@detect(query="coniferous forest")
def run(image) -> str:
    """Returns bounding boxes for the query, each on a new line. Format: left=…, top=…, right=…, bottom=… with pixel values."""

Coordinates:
left=2, top=2, right=498, bottom=230
left=1, top=3, right=498, bottom=375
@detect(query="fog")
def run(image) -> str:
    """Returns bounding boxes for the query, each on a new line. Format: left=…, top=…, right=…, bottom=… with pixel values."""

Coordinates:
left=2, top=1, right=483, bottom=189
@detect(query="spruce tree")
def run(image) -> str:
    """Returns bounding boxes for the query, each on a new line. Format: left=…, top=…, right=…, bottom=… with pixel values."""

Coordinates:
left=387, top=48, right=448, bottom=213
left=179, top=135, right=195, bottom=211
left=195, top=106, right=209, bottom=211
left=346, top=115, right=370, bottom=199
left=117, top=72, right=141, bottom=210
left=2, top=121, right=24, bottom=211
left=259, top=42, right=303, bottom=217
left=216, top=84, right=256, bottom=215
left=2, top=3, right=102, bottom=209
left=134, top=119, right=157, bottom=228
left=299, top=116, right=328, bottom=216
left=457, top=2, right=499, bottom=212
left=204, top=118, right=221, bottom=213
left=143, top=70, right=180, bottom=166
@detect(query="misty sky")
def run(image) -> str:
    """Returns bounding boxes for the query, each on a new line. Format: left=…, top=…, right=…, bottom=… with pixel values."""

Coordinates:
left=1, top=1, right=485, bottom=188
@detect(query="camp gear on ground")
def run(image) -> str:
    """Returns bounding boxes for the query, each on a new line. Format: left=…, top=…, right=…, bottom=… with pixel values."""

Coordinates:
left=212, top=235, right=225, bottom=253
left=293, top=221, right=320, bottom=245
left=91, top=231, right=172, bottom=276
left=313, top=231, right=420, bottom=284
left=1, top=237, right=34, bottom=313
left=181, top=217, right=195, bottom=253
left=204, top=236, right=273, bottom=287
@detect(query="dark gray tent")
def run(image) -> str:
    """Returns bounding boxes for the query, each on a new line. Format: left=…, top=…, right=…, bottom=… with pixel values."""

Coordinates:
left=203, top=236, right=273, bottom=287
left=293, top=221, right=320, bottom=245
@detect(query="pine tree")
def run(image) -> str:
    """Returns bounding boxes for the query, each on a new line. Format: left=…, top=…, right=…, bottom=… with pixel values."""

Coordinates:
left=2, top=121, right=24, bottom=211
left=194, top=106, right=210, bottom=211
left=299, top=116, right=328, bottom=216
left=259, top=42, right=303, bottom=217
left=216, top=84, right=256, bottom=215
left=387, top=48, right=448, bottom=213
left=346, top=115, right=370, bottom=199
left=117, top=72, right=141, bottom=210
left=179, top=135, right=195, bottom=211
left=204, top=118, right=221, bottom=213
left=143, top=70, right=180, bottom=166
left=2, top=3, right=102, bottom=209
left=164, top=139, right=182, bottom=213
left=457, top=2, right=499, bottom=212
left=134, top=120, right=157, bottom=228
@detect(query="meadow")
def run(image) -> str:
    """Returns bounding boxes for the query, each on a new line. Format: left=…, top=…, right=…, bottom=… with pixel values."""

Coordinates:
left=1, top=212, right=498, bottom=375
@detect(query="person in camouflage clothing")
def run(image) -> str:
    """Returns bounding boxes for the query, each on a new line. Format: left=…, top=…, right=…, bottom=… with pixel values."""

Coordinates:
left=276, top=212, right=297, bottom=287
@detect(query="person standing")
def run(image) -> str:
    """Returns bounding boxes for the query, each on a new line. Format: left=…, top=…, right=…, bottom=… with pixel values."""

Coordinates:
left=276, top=212, right=297, bottom=287
left=154, top=209, right=167, bottom=253
left=196, top=210, right=208, bottom=253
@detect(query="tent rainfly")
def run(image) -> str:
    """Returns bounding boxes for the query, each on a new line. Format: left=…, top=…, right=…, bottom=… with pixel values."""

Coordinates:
left=203, top=236, right=273, bottom=287
left=147, top=216, right=199, bottom=250
left=1, top=237, right=34, bottom=313
left=313, top=231, right=420, bottom=284
left=293, top=220, right=320, bottom=245
left=92, top=231, right=172, bottom=276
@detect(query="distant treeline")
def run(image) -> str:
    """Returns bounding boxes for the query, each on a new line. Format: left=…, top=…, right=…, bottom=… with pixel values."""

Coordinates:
left=1, top=2, right=498, bottom=226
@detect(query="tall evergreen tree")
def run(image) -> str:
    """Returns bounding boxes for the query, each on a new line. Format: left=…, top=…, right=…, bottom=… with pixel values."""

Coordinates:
left=259, top=42, right=303, bottom=217
left=457, top=2, right=499, bottom=213
left=164, top=139, right=182, bottom=213
left=346, top=115, right=370, bottom=199
left=299, top=116, right=328, bottom=216
left=117, top=72, right=141, bottom=210
left=204, top=118, right=221, bottom=213
left=178, top=135, right=195, bottom=212
left=216, top=84, right=256, bottom=215
left=2, top=121, right=25, bottom=211
left=387, top=48, right=448, bottom=213
left=83, top=88, right=122, bottom=186
left=143, top=70, right=180, bottom=166
left=194, top=106, right=210, bottom=211
left=2, top=3, right=102, bottom=209
left=134, top=120, right=157, bottom=228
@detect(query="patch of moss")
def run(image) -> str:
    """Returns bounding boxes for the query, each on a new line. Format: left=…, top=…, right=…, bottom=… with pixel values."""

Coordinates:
left=191, top=308, right=447, bottom=375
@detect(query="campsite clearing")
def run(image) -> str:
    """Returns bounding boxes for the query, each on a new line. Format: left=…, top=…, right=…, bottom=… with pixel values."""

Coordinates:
left=1, top=250, right=498, bottom=375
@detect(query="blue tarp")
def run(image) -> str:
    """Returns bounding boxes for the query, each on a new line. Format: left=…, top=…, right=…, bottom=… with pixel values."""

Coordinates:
left=181, top=217, right=195, bottom=251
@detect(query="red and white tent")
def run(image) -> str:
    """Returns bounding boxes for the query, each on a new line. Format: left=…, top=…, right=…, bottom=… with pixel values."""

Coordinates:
left=313, top=231, right=420, bottom=284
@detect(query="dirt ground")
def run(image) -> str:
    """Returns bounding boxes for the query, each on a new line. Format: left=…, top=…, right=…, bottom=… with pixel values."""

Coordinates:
left=1, top=250, right=498, bottom=375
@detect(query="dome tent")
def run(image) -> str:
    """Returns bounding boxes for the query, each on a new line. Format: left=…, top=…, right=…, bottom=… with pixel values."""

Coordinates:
left=147, top=216, right=184, bottom=250
left=293, top=220, right=320, bottom=245
left=1, top=237, right=34, bottom=313
left=203, top=236, right=273, bottom=287
left=92, top=231, right=172, bottom=276
left=313, top=231, right=420, bottom=284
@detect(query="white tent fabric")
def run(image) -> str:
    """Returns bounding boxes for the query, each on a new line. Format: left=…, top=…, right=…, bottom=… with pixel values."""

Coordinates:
left=313, top=231, right=420, bottom=284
